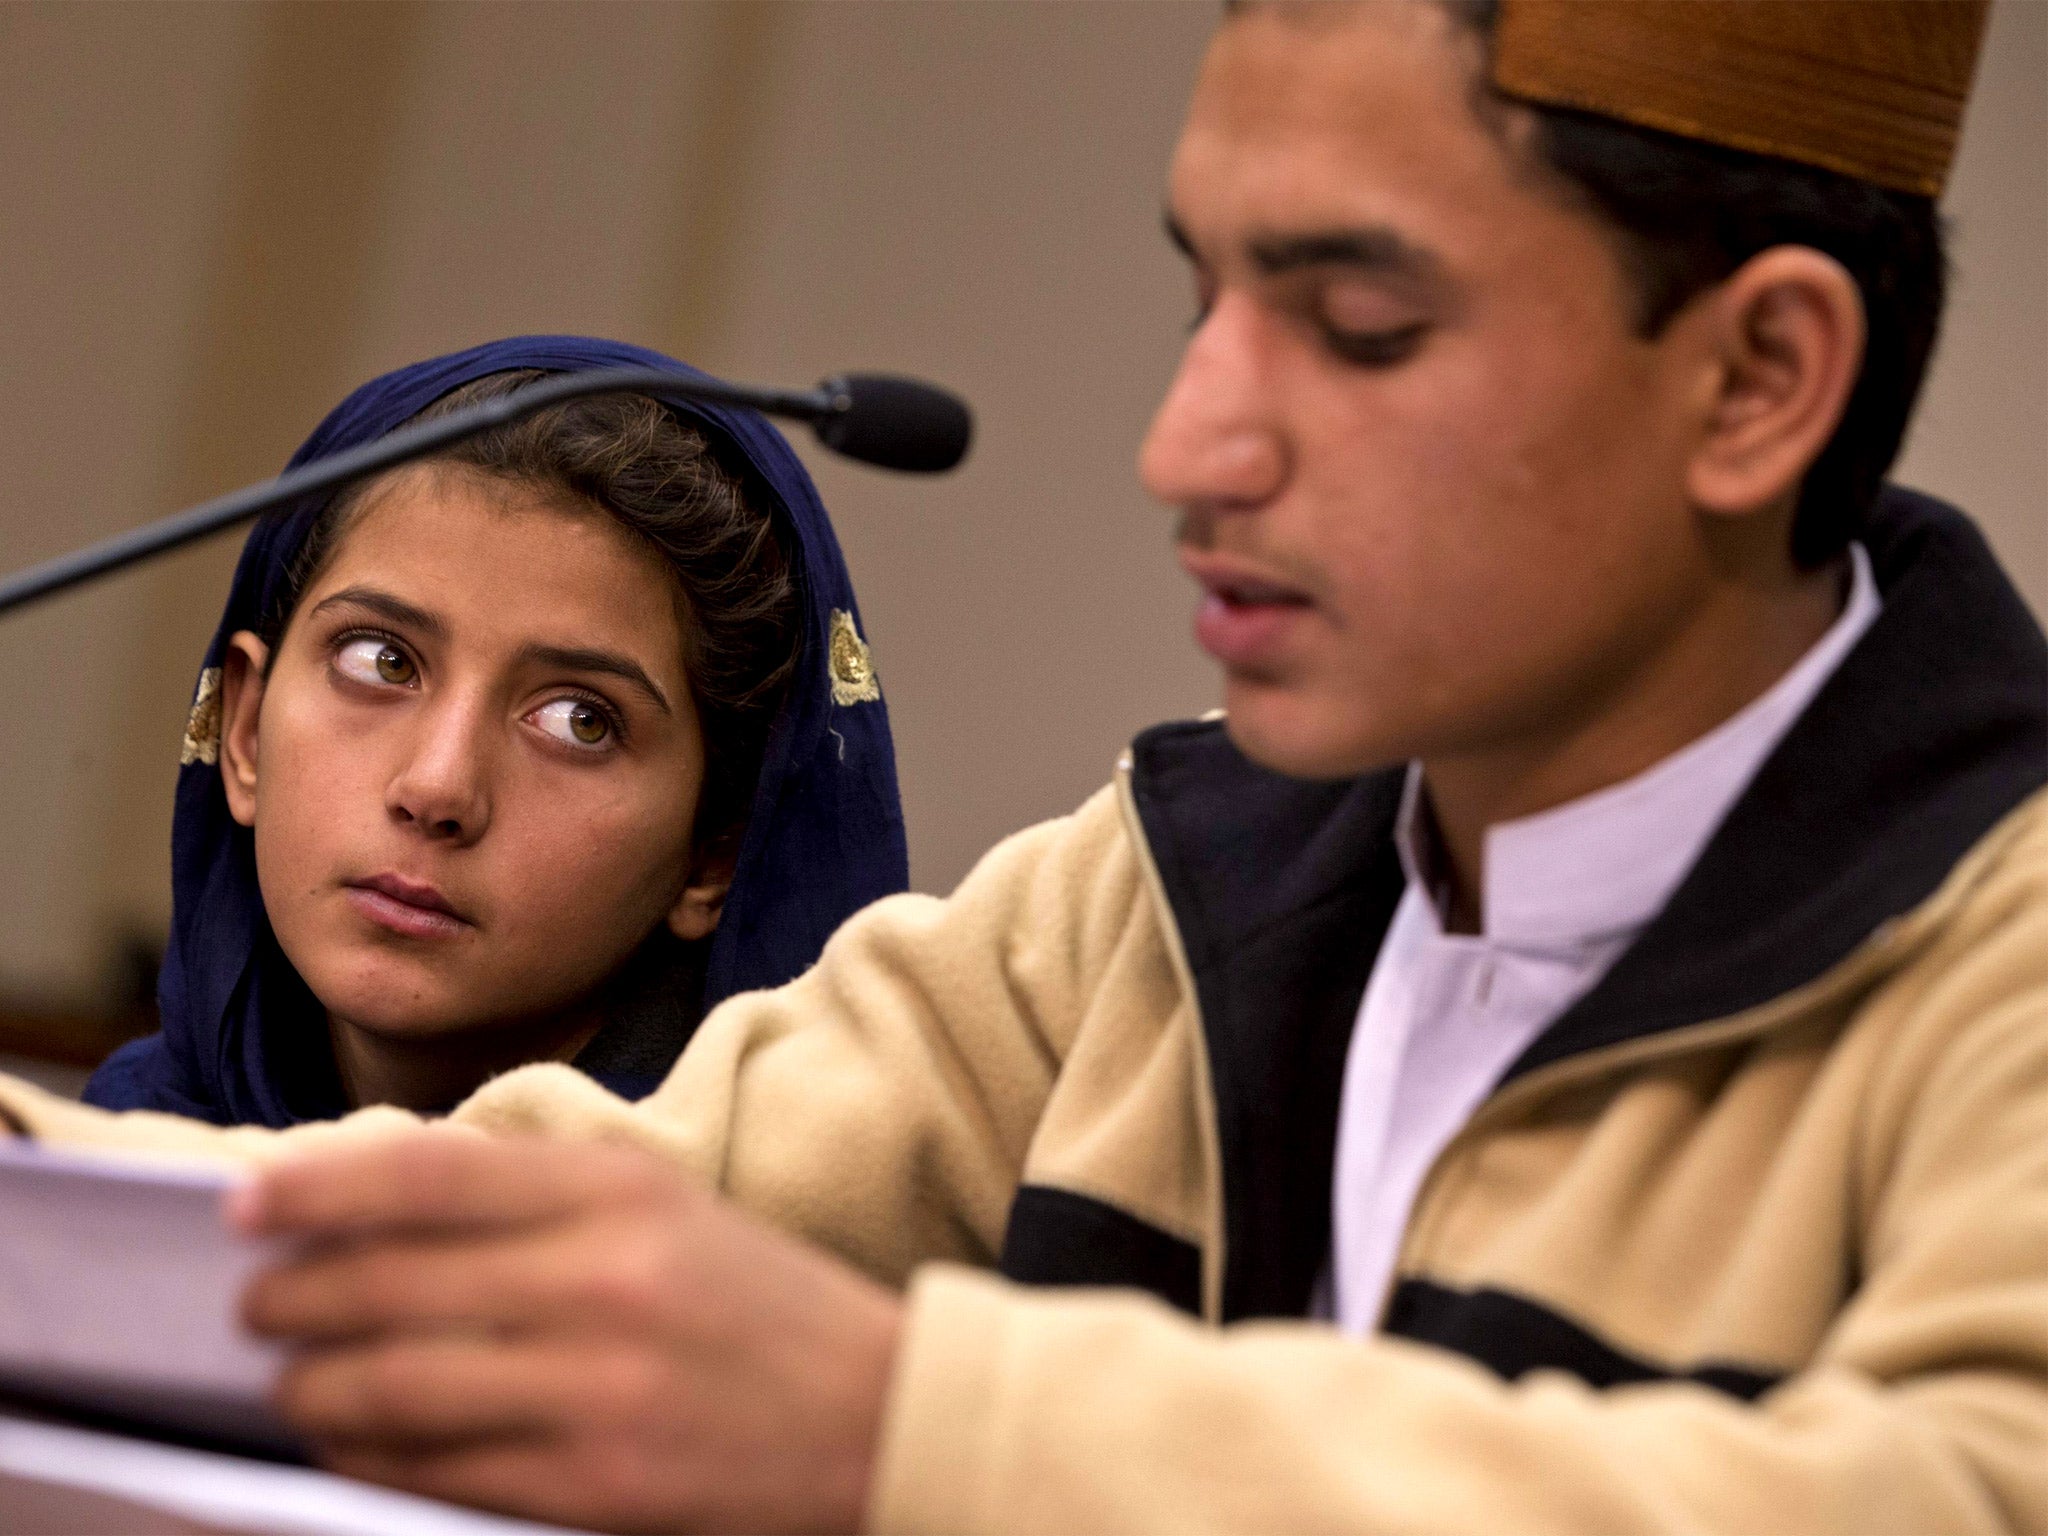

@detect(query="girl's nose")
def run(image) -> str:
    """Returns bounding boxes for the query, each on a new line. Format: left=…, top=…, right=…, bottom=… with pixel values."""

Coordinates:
left=386, top=699, right=492, bottom=844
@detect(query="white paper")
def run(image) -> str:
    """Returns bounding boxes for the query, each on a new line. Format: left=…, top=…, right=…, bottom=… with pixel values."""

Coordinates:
left=0, top=1138, right=292, bottom=1450
left=0, top=1412, right=590, bottom=1536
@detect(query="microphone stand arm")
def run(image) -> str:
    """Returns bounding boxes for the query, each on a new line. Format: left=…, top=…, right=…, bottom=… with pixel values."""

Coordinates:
left=0, top=368, right=842, bottom=619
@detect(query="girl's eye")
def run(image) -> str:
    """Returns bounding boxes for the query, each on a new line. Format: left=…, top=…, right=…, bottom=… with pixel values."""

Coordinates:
left=335, top=636, right=417, bottom=687
left=530, top=698, right=616, bottom=750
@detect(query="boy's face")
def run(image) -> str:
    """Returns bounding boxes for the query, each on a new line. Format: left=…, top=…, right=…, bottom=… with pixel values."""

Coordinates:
left=1143, top=1, right=1712, bottom=780
left=226, top=466, right=713, bottom=1045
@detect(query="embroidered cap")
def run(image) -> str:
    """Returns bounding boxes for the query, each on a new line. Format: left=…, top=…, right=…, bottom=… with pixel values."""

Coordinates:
left=1490, top=0, right=1991, bottom=197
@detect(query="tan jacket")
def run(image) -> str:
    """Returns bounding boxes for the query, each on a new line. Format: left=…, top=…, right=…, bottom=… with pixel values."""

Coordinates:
left=4, top=487, right=2046, bottom=1533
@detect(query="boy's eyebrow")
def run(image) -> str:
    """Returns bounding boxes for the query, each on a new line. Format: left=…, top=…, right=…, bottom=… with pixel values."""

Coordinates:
left=1164, top=208, right=1444, bottom=285
left=310, top=585, right=446, bottom=638
left=517, top=644, right=673, bottom=716
left=1248, top=226, right=1444, bottom=283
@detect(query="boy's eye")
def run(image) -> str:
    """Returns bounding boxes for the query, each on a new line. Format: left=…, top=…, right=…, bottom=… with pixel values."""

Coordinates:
left=1321, top=321, right=1429, bottom=369
left=1311, top=281, right=1431, bottom=368
left=335, top=636, right=417, bottom=687
left=530, top=698, right=615, bottom=750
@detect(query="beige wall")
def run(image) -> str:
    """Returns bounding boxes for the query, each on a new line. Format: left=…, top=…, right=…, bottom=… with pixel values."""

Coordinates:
left=1894, top=0, right=2048, bottom=607
left=707, top=1, right=1221, bottom=898
left=0, top=0, right=2039, bottom=1013
left=0, top=3, right=252, bottom=999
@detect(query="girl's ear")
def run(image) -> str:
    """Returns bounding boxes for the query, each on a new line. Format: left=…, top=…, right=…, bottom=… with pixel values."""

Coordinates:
left=666, top=839, right=738, bottom=943
left=218, top=630, right=271, bottom=828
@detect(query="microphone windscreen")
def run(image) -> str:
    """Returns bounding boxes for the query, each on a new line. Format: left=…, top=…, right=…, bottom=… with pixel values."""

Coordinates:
left=812, top=374, right=973, bottom=473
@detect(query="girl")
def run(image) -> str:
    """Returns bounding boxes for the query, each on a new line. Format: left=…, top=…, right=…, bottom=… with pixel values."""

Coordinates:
left=83, top=336, right=907, bottom=1126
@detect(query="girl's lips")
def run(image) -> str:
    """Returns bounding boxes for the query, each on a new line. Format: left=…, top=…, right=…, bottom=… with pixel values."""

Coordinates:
left=344, top=879, right=473, bottom=940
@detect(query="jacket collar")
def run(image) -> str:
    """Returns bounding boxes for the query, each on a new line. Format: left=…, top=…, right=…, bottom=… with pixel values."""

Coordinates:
left=1412, top=544, right=1880, bottom=954
left=1128, top=728, right=1405, bottom=1321
left=1128, top=487, right=2047, bottom=1319
left=1509, top=487, right=2046, bottom=1078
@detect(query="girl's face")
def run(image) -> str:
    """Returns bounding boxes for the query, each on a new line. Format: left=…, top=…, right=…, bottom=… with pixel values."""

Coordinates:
left=218, top=464, right=727, bottom=1047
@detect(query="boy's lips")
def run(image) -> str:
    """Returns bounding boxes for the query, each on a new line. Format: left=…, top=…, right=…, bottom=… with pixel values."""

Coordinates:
left=344, top=873, right=474, bottom=940
left=1181, top=554, right=1316, bottom=668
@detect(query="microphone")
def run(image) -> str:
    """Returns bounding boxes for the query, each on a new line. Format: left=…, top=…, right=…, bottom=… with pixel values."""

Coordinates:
left=0, top=366, right=973, bottom=618
left=812, top=374, right=974, bottom=475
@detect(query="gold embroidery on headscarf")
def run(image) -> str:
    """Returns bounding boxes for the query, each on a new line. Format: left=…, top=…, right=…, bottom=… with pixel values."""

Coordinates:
left=828, top=610, right=880, bottom=707
left=180, top=667, right=224, bottom=766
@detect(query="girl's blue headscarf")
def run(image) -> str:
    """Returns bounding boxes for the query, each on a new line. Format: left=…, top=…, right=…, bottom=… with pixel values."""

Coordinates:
left=86, top=336, right=909, bottom=1126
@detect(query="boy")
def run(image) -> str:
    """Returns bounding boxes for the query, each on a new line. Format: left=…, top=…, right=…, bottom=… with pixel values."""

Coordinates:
left=5, top=2, right=2041, bottom=1531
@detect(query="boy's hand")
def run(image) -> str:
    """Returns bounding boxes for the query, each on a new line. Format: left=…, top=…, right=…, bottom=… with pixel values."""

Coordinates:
left=232, top=1132, right=901, bottom=1534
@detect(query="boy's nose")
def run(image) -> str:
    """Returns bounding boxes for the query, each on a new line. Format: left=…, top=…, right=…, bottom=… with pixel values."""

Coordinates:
left=387, top=701, right=492, bottom=844
left=1138, top=295, right=1289, bottom=514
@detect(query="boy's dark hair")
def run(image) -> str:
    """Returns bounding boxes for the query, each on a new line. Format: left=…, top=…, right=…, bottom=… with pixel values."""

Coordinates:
left=1445, top=0, right=1947, bottom=567
left=270, top=371, right=801, bottom=851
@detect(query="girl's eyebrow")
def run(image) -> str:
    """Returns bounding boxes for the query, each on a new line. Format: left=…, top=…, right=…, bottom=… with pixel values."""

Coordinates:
left=310, top=586, right=671, bottom=716
left=517, top=643, right=673, bottom=716
left=310, top=585, right=445, bottom=638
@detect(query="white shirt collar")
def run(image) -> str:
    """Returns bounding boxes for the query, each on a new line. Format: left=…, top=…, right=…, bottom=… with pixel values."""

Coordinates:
left=1397, top=543, right=1882, bottom=952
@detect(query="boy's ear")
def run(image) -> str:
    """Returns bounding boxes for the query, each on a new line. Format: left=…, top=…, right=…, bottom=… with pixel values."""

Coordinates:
left=218, top=630, right=270, bottom=828
left=666, top=837, right=738, bottom=943
left=1683, top=244, right=1866, bottom=522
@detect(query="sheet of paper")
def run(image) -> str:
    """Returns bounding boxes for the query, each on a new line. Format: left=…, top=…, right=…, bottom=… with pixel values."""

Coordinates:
left=0, top=1412, right=588, bottom=1536
left=0, top=1139, right=292, bottom=1451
